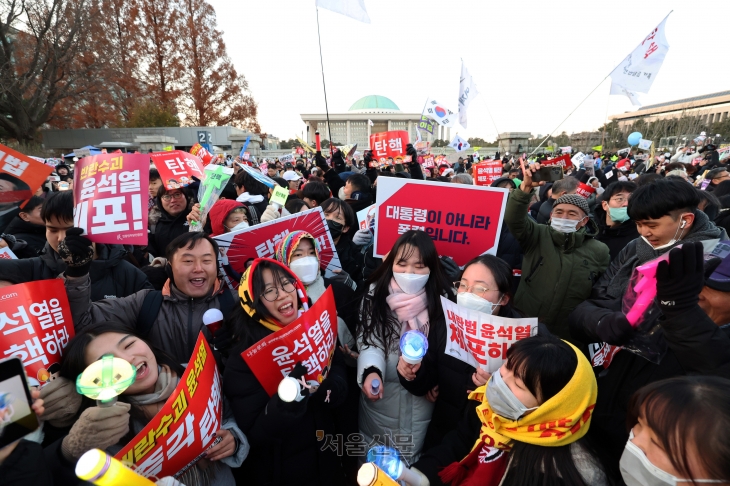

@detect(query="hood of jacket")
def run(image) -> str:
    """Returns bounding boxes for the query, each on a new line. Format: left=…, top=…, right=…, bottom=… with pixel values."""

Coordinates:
left=208, top=199, right=245, bottom=237
left=92, top=244, right=127, bottom=270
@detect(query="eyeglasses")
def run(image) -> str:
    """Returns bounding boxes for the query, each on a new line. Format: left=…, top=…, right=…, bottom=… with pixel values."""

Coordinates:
left=453, top=281, right=495, bottom=296
left=262, top=280, right=297, bottom=302
left=610, top=195, right=629, bottom=205
left=161, top=192, right=184, bottom=201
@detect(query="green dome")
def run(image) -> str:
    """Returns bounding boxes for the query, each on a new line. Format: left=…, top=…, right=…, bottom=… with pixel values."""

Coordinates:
left=349, top=95, right=400, bottom=112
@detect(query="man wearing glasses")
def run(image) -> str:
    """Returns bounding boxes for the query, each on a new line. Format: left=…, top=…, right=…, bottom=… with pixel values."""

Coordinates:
left=595, top=181, right=639, bottom=261
left=148, top=187, right=193, bottom=258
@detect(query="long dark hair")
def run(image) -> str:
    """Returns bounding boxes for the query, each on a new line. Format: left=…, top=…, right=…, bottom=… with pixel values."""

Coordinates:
left=460, top=254, right=522, bottom=317
left=627, top=375, right=730, bottom=482
left=500, top=335, right=614, bottom=486
left=357, top=230, right=452, bottom=352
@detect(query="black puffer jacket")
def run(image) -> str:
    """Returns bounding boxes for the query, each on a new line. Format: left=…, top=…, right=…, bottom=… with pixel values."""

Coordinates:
left=147, top=196, right=192, bottom=257
left=0, top=243, right=151, bottom=300
left=593, top=206, right=639, bottom=262
left=223, top=327, right=348, bottom=486
left=4, top=217, right=46, bottom=256
left=0, top=440, right=56, bottom=486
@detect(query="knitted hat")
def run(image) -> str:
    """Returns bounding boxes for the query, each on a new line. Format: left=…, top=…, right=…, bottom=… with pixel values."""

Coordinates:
left=273, top=231, right=320, bottom=266
left=554, top=194, right=590, bottom=216
left=238, top=258, right=309, bottom=333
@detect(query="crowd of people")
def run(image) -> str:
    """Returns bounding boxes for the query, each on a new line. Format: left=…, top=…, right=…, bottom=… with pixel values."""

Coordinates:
left=1, top=139, right=730, bottom=486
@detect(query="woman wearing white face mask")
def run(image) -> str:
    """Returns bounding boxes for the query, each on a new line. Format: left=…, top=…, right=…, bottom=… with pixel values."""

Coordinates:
left=398, top=255, right=527, bottom=451
left=622, top=376, right=730, bottom=486
left=356, top=230, right=453, bottom=462
left=191, top=199, right=250, bottom=237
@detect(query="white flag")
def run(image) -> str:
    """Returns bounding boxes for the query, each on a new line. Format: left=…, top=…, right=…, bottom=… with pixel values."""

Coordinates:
left=560, top=146, right=572, bottom=154
left=458, top=60, right=479, bottom=128
left=610, top=83, right=642, bottom=107
left=609, top=13, right=671, bottom=95
left=315, top=0, right=370, bottom=23
left=638, top=139, right=653, bottom=150
left=422, top=97, right=457, bottom=128
left=449, top=134, right=470, bottom=152
left=368, top=119, right=374, bottom=127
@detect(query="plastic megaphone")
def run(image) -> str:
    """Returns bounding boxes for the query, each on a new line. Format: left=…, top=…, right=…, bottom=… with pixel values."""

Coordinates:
left=76, top=354, right=136, bottom=407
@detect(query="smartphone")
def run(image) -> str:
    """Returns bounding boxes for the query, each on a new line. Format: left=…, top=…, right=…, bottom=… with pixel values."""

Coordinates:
left=0, top=357, right=39, bottom=448
left=48, top=175, right=60, bottom=182
left=532, top=166, right=564, bottom=182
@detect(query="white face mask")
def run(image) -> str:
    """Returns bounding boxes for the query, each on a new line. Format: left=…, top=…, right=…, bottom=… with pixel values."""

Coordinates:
left=393, top=271, right=430, bottom=294
left=457, top=291, right=502, bottom=315
left=640, top=216, right=688, bottom=251
left=338, top=187, right=346, bottom=200
left=227, top=221, right=249, bottom=232
left=289, top=256, right=320, bottom=285
left=550, top=217, right=582, bottom=234
left=620, top=431, right=723, bottom=486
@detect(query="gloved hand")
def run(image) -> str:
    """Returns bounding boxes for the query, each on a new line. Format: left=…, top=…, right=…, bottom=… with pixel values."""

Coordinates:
left=406, top=143, right=418, bottom=163
left=39, top=376, right=83, bottom=427
left=315, top=151, right=329, bottom=172
left=352, top=228, right=372, bottom=247
left=61, top=402, right=131, bottom=460
left=328, top=269, right=356, bottom=291
left=596, top=312, right=635, bottom=346
left=0, top=233, right=16, bottom=249
left=58, top=227, right=94, bottom=277
left=364, top=150, right=374, bottom=168
left=260, top=204, right=281, bottom=223
left=407, top=467, right=430, bottom=486
left=210, top=325, right=233, bottom=356
left=656, top=242, right=705, bottom=317
left=331, top=148, right=346, bottom=173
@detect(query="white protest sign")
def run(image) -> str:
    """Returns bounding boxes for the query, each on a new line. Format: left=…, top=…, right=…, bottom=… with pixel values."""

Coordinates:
left=357, top=204, right=376, bottom=230
left=0, top=247, right=18, bottom=260
left=441, top=297, right=538, bottom=372
left=74, top=148, right=92, bottom=158
left=279, top=153, right=295, bottom=164
left=571, top=152, right=586, bottom=167
left=604, top=170, right=614, bottom=179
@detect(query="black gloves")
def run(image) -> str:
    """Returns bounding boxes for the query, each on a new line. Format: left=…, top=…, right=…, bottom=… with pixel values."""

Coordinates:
left=58, top=227, right=94, bottom=278
left=406, top=143, right=418, bottom=163
left=656, top=242, right=705, bottom=318
left=331, top=148, right=346, bottom=173
left=364, top=150, right=374, bottom=168
left=596, top=312, right=635, bottom=346
left=210, top=325, right=233, bottom=356
left=315, top=151, right=329, bottom=172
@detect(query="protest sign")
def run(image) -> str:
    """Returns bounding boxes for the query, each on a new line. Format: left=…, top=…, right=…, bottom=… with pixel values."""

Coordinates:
left=414, top=141, right=431, bottom=156
left=419, top=155, right=435, bottom=168
left=0, top=280, right=74, bottom=385
left=189, top=144, right=216, bottom=166
left=369, top=131, right=409, bottom=164
left=441, top=297, right=537, bottom=372
left=571, top=152, right=586, bottom=167
left=150, top=151, right=206, bottom=189
left=243, top=287, right=338, bottom=396
left=74, top=148, right=92, bottom=158
left=242, top=152, right=250, bottom=161
left=588, top=342, right=621, bottom=369
left=0, top=144, right=54, bottom=203
left=418, top=116, right=435, bottom=134
left=541, top=154, right=571, bottom=168
left=357, top=204, right=376, bottom=230
left=0, top=247, right=18, bottom=259
left=576, top=183, right=596, bottom=198
left=560, top=146, right=572, bottom=154
left=604, top=170, right=614, bottom=179
left=213, top=207, right=342, bottom=289
left=374, top=178, right=508, bottom=266
left=116, top=333, right=222, bottom=479
left=73, top=153, right=149, bottom=245
left=474, top=160, right=503, bottom=186
left=279, top=153, right=295, bottom=165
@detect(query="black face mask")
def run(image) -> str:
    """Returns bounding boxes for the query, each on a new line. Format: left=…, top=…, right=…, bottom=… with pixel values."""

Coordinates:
left=327, top=219, right=344, bottom=239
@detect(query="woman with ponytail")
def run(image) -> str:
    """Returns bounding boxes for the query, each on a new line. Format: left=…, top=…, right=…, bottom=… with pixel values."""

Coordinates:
left=222, top=258, right=348, bottom=485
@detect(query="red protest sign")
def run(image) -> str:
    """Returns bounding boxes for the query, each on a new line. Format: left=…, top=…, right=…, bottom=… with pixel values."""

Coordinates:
left=150, top=150, right=206, bottom=189
left=73, top=153, right=149, bottom=245
left=474, top=160, right=503, bottom=186
left=576, top=182, right=596, bottom=198
left=441, top=297, right=537, bottom=373
left=0, top=144, right=54, bottom=203
left=542, top=154, right=571, bottom=168
left=190, top=144, right=216, bottom=166
left=420, top=155, right=435, bottom=168
left=243, top=287, right=338, bottom=396
left=116, top=333, right=221, bottom=478
left=0, top=280, right=74, bottom=386
left=213, top=207, right=342, bottom=289
left=369, top=130, right=409, bottom=164
left=374, top=178, right=508, bottom=266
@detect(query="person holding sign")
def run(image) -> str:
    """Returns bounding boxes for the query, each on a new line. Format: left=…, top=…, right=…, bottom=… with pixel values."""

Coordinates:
left=222, top=258, right=348, bottom=485
left=357, top=230, right=453, bottom=462
left=503, top=159, right=609, bottom=341
left=41, top=323, right=247, bottom=485
left=410, top=335, right=613, bottom=486
left=398, top=255, right=527, bottom=451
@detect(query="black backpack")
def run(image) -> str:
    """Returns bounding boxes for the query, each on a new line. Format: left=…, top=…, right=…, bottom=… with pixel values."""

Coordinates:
left=137, top=290, right=235, bottom=338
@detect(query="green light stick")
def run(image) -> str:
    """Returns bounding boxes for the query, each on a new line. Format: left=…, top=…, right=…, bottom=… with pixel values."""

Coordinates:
left=76, top=354, right=136, bottom=407
left=191, top=164, right=233, bottom=231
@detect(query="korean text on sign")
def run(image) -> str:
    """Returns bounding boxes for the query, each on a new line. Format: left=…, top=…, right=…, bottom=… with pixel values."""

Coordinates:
left=150, top=150, right=206, bottom=189
left=243, top=287, right=338, bottom=396
left=441, top=296, right=537, bottom=372
left=369, top=131, right=409, bottom=165
left=0, top=143, right=54, bottom=203
left=73, top=153, right=150, bottom=245
left=474, top=160, right=503, bottom=186
left=116, top=332, right=222, bottom=479
left=0, top=280, right=74, bottom=384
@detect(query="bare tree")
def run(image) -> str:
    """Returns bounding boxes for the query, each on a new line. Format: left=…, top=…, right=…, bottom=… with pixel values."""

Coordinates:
left=0, top=0, right=98, bottom=141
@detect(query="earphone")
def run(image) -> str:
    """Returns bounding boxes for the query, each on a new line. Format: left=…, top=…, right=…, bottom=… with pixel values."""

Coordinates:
left=681, top=220, right=686, bottom=228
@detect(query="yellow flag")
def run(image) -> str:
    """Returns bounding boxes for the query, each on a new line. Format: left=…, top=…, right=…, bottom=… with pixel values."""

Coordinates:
left=545, top=146, right=555, bottom=151
left=162, top=145, right=173, bottom=151
left=592, top=145, right=602, bottom=152
left=295, top=136, right=316, bottom=153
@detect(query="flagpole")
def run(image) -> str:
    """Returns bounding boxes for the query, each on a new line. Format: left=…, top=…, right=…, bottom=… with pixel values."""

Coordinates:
left=315, top=7, right=333, bottom=155
left=600, top=92, right=611, bottom=150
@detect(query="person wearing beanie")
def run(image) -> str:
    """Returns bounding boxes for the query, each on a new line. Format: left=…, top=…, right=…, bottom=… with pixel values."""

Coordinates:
left=502, top=159, right=609, bottom=341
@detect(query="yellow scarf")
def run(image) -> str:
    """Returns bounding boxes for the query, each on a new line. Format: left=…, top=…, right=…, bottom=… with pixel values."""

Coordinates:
left=469, top=341, right=597, bottom=451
